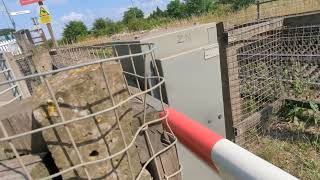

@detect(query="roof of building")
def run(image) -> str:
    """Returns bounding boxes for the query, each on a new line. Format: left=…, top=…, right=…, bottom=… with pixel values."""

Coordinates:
left=0, top=28, right=15, bottom=36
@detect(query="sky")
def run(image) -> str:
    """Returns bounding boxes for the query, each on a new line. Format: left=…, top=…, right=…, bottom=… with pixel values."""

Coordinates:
left=0, top=0, right=171, bottom=38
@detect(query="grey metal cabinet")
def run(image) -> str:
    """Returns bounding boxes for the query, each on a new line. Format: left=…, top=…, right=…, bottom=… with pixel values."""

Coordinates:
left=114, top=23, right=225, bottom=180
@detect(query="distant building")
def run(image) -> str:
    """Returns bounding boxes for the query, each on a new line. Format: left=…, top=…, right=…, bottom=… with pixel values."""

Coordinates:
left=0, top=28, right=15, bottom=41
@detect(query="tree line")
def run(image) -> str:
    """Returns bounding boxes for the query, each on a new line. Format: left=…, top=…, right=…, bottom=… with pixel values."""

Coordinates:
left=62, top=0, right=255, bottom=43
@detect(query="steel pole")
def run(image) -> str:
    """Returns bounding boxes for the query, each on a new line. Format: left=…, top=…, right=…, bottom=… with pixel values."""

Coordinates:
left=1, top=0, right=16, bottom=30
left=257, top=0, right=261, bottom=20
left=38, top=1, right=58, bottom=48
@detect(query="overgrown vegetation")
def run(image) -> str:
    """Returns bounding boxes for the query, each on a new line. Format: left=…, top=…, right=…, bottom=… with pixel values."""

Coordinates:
left=61, top=0, right=256, bottom=43
left=245, top=98, right=320, bottom=179
left=280, top=100, right=320, bottom=131
left=248, top=136, right=320, bottom=180
left=62, top=21, right=89, bottom=43
left=240, top=58, right=320, bottom=179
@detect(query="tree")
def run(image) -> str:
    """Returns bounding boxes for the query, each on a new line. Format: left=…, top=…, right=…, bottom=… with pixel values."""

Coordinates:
left=201, top=0, right=217, bottom=13
left=166, top=0, right=186, bottom=19
left=92, top=18, right=113, bottom=37
left=92, top=18, right=110, bottom=31
left=107, top=22, right=125, bottom=35
left=62, top=21, right=88, bottom=42
left=123, top=7, right=144, bottom=24
left=149, top=6, right=166, bottom=19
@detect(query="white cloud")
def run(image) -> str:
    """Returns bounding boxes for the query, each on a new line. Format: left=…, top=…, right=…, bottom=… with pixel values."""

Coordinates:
left=135, top=0, right=169, bottom=8
left=55, top=10, right=96, bottom=37
left=51, top=0, right=171, bottom=38
left=60, top=12, right=85, bottom=23
left=133, top=0, right=169, bottom=17
left=47, top=0, right=69, bottom=5
left=107, top=7, right=128, bottom=20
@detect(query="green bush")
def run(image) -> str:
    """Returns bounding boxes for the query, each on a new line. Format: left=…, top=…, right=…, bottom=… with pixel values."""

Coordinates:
left=62, top=21, right=89, bottom=43
left=123, top=7, right=144, bottom=24
left=91, top=18, right=125, bottom=37
left=166, top=0, right=187, bottom=19
left=127, top=19, right=150, bottom=31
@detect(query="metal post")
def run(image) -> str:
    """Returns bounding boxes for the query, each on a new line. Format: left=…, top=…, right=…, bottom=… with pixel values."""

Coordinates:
left=1, top=0, right=16, bottom=30
left=38, top=1, right=58, bottom=48
left=257, top=0, right=260, bottom=20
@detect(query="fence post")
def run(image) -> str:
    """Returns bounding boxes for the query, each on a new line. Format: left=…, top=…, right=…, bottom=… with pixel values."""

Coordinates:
left=257, top=0, right=260, bottom=20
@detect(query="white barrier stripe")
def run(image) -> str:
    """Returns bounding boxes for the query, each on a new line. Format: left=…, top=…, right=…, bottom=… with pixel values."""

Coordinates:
left=211, top=139, right=298, bottom=180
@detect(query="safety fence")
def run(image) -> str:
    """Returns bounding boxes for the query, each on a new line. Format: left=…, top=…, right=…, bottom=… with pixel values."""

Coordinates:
left=223, top=0, right=320, bottom=29
left=0, top=43, right=181, bottom=179
left=226, top=17, right=320, bottom=145
left=15, top=53, right=41, bottom=94
left=50, top=45, right=113, bottom=68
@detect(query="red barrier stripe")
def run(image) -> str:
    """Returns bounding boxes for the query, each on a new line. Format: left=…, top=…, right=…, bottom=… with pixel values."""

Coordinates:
left=20, top=0, right=43, bottom=6
left=161, top=107, right=223, bottom=171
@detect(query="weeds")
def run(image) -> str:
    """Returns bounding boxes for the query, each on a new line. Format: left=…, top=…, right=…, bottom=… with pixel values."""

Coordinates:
left=248, top=136, right=320, bottom=180
left=281, top=100, right=319, bottom=128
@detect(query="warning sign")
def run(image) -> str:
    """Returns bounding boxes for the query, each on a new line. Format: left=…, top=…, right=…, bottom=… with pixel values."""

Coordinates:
left=39, top=5, right=52, bottom=24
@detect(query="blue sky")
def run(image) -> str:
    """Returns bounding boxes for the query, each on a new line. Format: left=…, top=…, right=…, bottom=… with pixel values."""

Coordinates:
left=0, top=0, right=171, bottom=38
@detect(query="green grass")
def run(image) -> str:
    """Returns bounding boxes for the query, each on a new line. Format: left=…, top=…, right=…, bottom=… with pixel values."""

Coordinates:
left=248, top=136, right=320, bottom=180
left=247, top=99, right=320, bottom=179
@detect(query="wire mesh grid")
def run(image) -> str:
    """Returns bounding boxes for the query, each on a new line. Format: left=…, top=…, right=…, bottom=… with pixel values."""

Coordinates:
left=227, top=17, right=320, bottom=145
left=50, top=45, right=114, bottom=68
left=221, top=0, right=320, bottom=29
left=15, top=54, right=41, bottom=94
left=0, top=43, right=181, bottom=179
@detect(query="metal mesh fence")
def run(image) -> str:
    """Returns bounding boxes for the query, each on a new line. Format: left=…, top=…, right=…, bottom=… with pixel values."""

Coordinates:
left=223, top=0, right=320, bottom=29
left=0, top=43, right=181, bottom=179
left=227, top=18, right=320, bottom=145
left=15, top=54, right=41, bottom=94
left=50, top=45, right=113, bottom=68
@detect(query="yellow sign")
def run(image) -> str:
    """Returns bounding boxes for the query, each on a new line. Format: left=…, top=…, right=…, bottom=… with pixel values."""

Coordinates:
left=39, top=5, right=52, bottom=24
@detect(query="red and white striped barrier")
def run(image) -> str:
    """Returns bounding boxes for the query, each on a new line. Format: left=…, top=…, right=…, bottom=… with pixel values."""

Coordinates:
left=162, top=107, right=298, bottom=180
